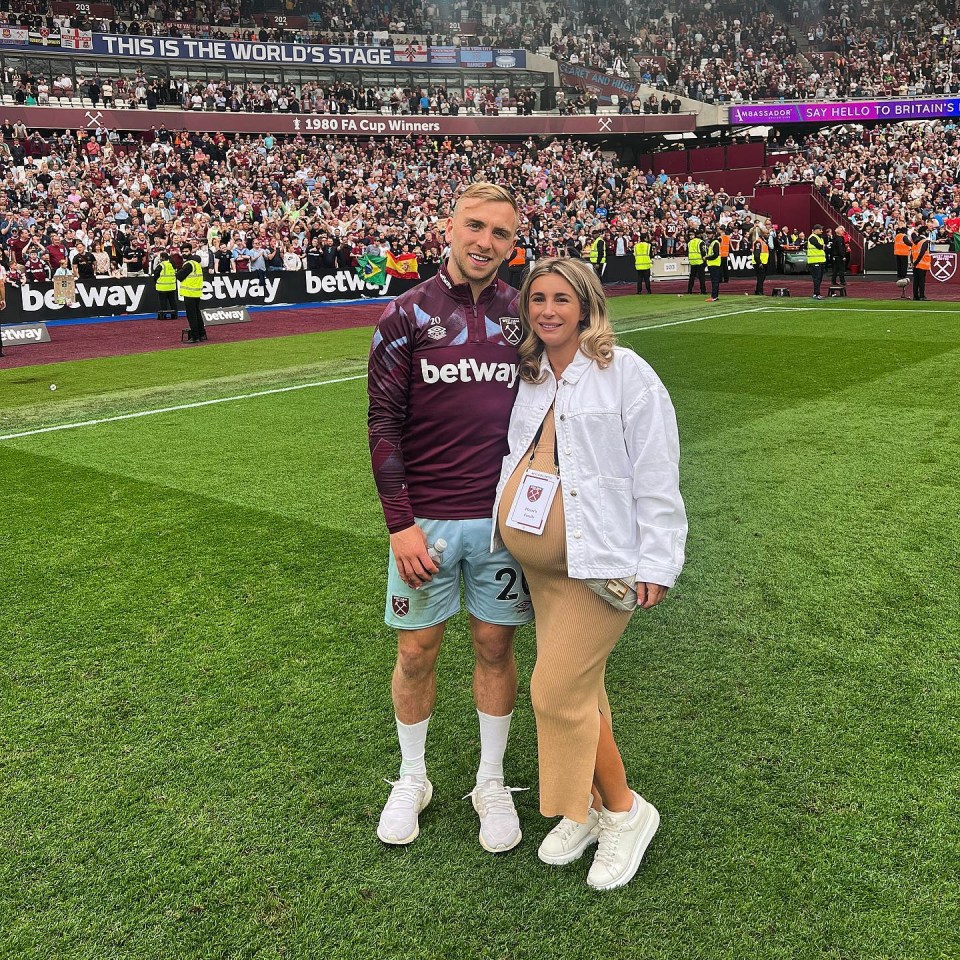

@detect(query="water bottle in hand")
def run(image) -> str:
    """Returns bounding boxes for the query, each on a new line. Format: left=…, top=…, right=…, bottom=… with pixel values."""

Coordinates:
left=428, top=538, right=447, bottom=567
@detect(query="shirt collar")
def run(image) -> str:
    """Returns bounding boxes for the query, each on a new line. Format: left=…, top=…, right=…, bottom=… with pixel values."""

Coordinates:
left=436, top=260, right=500, bottom=305
left=537, top=347, right=592, bottom=385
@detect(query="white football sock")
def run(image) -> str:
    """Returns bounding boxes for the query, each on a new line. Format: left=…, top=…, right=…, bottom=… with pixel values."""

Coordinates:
left=396, top=715, right=429, bottom=779
left=476, top=709, right=513, bottom=784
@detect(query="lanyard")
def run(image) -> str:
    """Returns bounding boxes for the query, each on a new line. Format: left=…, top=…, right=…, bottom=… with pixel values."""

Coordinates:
left=529, top=416, right=560, bottom=474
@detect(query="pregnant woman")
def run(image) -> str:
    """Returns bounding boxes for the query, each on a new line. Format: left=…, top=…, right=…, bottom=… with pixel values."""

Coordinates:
left=493, top=258, right=687, bottom=890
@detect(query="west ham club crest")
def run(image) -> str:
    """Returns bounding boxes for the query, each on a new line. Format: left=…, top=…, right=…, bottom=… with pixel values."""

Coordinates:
left=930, top=252, right=957, bottom=282
left=527, top=486, right=543, bottom=502
left=392, top=596, right=409, bottom=617
left=500, top=316, right=522, bottom=345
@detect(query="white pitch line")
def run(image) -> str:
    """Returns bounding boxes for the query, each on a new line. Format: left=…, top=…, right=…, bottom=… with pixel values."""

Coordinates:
left=0, top=372, right=368, bottom=443
left=811, top=306, right=960, bottom=314
left=618, top=306, right=768, bottom=335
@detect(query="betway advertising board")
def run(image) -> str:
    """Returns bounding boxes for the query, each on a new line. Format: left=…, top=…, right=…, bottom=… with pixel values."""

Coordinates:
left=6, top=269, right=415, bottom=325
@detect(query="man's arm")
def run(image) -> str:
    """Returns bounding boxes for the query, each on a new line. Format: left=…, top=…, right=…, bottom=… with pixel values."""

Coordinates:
left=368, top=300, right=437, bottom=587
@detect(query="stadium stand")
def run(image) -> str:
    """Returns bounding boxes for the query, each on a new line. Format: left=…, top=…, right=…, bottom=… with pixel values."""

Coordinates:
left=759, top=120, right=960, bottom=248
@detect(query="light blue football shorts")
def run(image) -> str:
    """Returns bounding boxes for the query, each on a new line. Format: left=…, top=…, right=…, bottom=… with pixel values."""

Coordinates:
left=384, top=517, right=534, bottom=630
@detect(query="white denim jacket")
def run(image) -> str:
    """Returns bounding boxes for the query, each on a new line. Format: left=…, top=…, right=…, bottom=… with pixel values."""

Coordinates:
left=492, top=346, right=687, bottom=587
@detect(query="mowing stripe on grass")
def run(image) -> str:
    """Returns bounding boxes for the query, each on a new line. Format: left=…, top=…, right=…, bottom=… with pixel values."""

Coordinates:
left=2, top=307, right=767, bottom=443
left=618, top=306, right=769, bottom=335
left=0, top=373, right=368, bottom=443
left=814, top=306, right=960, bottom=313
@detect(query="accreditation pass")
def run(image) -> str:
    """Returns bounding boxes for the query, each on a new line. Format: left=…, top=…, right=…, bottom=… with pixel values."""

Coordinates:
left=505, top=469, right=561, bottom=535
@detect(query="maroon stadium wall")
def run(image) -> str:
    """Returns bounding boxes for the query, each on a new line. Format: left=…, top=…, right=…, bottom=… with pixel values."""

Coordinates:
left=636, top=143, right=770, bottom=195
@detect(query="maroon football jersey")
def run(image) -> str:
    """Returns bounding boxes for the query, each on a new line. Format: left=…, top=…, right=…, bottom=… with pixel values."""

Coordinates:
left=368, top=263, right=522, bottom=533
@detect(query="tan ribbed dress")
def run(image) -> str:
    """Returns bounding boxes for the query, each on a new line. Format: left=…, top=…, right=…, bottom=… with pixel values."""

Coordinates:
left=499, top=407, right=633, bottom=823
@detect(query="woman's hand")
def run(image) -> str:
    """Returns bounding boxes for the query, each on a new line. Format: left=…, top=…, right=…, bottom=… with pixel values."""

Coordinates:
left=636, top=582, right=668, bottom=610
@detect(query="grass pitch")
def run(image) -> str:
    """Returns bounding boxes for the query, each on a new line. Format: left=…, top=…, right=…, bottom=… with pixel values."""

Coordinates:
left=1, top=298, right=958, bottom=960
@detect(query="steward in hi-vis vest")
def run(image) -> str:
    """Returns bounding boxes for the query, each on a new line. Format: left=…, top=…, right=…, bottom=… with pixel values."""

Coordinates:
left=590, top=231, right=607, bottom=280
left=893, top=225, right=911, bottom=280
left=634, top=235, right=653, bottom=295
left=911, top=231, right=931, bottom=302
left=719, top=228, right=731, bottom=282
left=806, top=225, right=826, bottom=299
left=176, top=244, right=207, bottom=343
left=507, top=242, right=527, bottom=287
left=752, top=232, right=769, bottom=296
left=686, top=234, right=706, bottom=294
left=153, top=251, right=178, bottom=322
left=705, top=230, right=722, bottom=301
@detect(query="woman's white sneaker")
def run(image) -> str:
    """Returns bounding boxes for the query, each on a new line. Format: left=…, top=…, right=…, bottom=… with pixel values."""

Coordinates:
left=538, top=808, right=601, bottom=865
left=587, top=792, right=660, bottom=891
left=376, top=775, right=433, bottom=845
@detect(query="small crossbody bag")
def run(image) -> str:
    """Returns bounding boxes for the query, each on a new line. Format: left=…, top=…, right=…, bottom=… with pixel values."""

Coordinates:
left=584, top=577, right=638, bottom=612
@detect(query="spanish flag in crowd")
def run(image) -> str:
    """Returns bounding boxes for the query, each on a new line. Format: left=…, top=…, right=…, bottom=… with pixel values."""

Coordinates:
left=386, top=252, right=420, bottom=279
left=357, top=254, right=388, bottom=287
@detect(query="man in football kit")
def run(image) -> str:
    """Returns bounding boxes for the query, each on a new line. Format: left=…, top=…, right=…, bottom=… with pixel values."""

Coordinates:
left=368, top=182, right=533, bottom=852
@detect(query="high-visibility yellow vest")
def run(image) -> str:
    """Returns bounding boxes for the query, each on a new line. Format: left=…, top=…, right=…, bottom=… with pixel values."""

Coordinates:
left=806, top=235, right=826, bottom=265
left=706, top=240, right=722, bottom=267
left=688, top=237, right=704, bottom=266
left=754, top=240, right=769, bottom=266
left=155, top=260, right=177, bottom=292
left=587, top=240, right=598, bottom=264
left=633, top=241, right=652, bottom=270
left=180, top=259, right=204, bottom=298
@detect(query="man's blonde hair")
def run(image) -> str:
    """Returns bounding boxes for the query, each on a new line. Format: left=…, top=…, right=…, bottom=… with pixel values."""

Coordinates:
left=454, top=182, right=520, bottom=219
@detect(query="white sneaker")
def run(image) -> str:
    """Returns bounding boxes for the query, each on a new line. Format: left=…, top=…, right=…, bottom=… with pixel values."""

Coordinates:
left=464, top=779, right=526, bottom=853
left=587, top=792, right=660, bottom=891
left=377, top=775, right=433, bottom=845
left=538, top=807, right=601, bottom=865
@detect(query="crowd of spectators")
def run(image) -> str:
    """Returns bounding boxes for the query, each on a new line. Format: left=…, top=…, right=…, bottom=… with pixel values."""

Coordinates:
left=757, top=120, right=960, bottom=246
left=4, top=0, right=444, bottom=44
left=640, top=0, right=959, bottom=104
left=5, top=0, right=960, bottom=110
left=4, top=66, right=544, bottom=117
left=0, top=126, right=768, bottom=285
left=1, top=117, right=956, bottom=288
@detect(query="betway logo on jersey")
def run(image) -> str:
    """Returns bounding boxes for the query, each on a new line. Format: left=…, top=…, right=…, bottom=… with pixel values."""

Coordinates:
left=420, top=357, right=519, bottom=387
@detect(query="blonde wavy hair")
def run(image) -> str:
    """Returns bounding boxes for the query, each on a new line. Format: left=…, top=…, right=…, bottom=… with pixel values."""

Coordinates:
left=517, top=257, right=616, bottom=384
